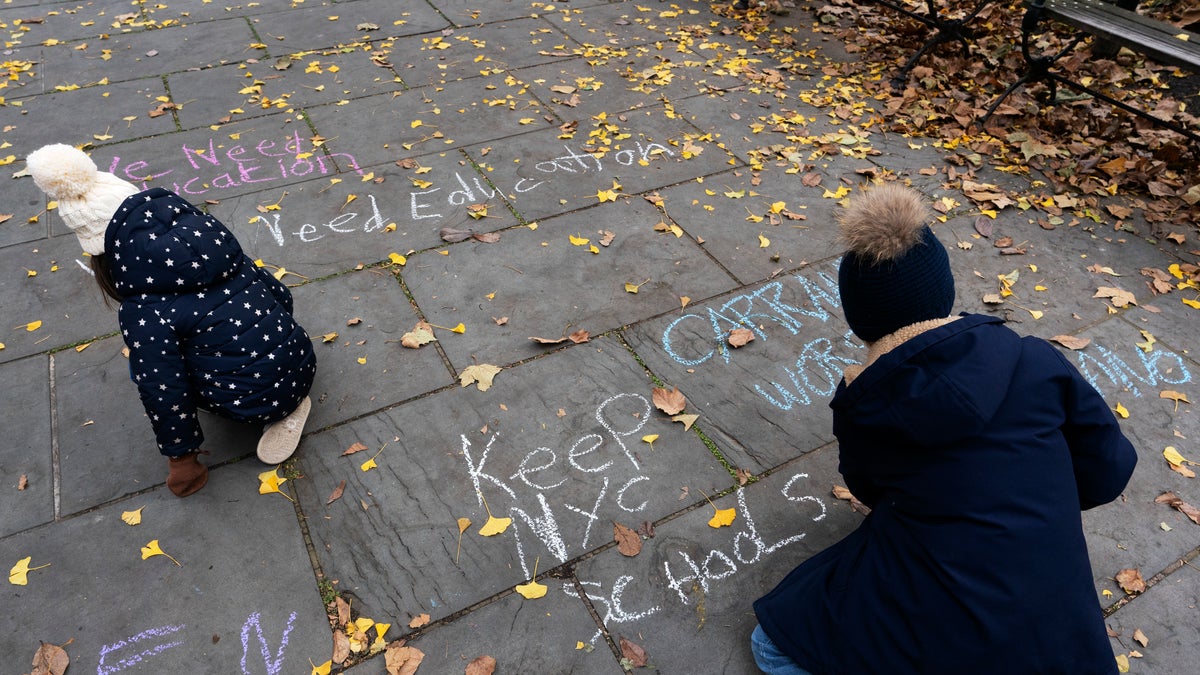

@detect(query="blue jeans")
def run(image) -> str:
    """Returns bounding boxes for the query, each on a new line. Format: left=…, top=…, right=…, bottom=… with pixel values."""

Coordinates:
left=751, top=624, right=813, bottom=675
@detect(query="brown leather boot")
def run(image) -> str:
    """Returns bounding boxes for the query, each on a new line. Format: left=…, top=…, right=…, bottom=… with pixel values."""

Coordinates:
left=167, top=452, right=208, bottom=497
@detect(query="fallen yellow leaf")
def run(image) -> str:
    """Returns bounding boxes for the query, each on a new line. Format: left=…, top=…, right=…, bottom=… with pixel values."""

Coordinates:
left=708, top=507, right=736, bottom=529
left=515, top=556, right=547, bottom=599
left=459, top=363, right=501, bottom=391
left=1114, top=403, right=1129, bottom=418
left=121, top=506, right=145, bottom=526
left=140, top=539, right=181, bottom=566
left=388, top=252, right=407, bottom=266
left=479, top=514, right=511, bottom=536
left=8, top=556, right=51, bottom=585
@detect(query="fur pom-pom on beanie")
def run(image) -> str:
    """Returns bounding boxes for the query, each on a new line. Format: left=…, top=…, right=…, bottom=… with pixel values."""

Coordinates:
left=25, top=143, right=141, bottom=256
left=837, top=184, right=955, bottom=343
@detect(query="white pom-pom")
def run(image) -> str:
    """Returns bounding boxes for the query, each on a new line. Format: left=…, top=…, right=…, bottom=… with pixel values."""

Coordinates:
left=25, top=143, right=99, bottom=200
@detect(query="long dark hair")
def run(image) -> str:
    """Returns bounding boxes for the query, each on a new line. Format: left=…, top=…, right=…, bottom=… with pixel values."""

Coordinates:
left=89, top=253, right=123, bottom=307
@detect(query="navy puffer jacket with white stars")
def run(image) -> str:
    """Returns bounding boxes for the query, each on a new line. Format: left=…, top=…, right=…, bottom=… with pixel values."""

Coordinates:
left=108, top=188, right=316, bottom=456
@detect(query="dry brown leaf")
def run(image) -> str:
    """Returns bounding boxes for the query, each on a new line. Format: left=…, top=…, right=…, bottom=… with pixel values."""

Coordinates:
left=569, top=329, right=591, bottom=344
left=1156, top=491, right=1200, bottom=525
left=1133, top=628, right=1149, bottom=648
left=529, top=335, right=568, bottom=345
left=974, top=216, right=993, bottom=238
left=17, top=474, right=28, bottom=490
left=465, top=655, right=497, bottom=675
left=651, top=386, right=687, bottom=415
left=1094, top=287, right=1137, bottom=308
left=613, top=521, right=642, bottom=557
left=459, top=364, right=502, bottom=391
left=29, top=642, right=69, bottom=675
left=599, top=231, right=616, bottom=246
left=670, top=413, right=699, bottom=430
left=385, top=643, right=425, bottom=675
left=408, top=613, right=431, bottom=629
left=619, top=637, right=649, bottom=668
left=1115, top=568, right=1146, bottom=595
left=335, top=596, right=351, bottom=626
left=342, top=442, right=369, bottom=456
left=401, top=321, right=436, bottom=349
left=736, top=467, right=753, bottom=486
left=327, top=480, right=346, bottom=505
left=728, top=328, right=755, bottom=347
left=1050, top=335, right=1091, bottom=350
left=492, top=316, right=508, bottom=326
left=832, top=485, right=871, bottom=515
left=332, top=630, right=351, bottom=664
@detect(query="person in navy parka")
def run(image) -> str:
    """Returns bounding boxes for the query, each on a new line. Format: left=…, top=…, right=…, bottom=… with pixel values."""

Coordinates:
left=751, top=184, right=1137, bottom=675
left=27, top=144, right=316, bottom=497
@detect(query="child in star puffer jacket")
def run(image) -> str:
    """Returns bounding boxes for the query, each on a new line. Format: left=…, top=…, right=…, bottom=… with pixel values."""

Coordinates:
left=27, top=144, right=316, bottom=497
left=750, top=184, right=1137, bottom=675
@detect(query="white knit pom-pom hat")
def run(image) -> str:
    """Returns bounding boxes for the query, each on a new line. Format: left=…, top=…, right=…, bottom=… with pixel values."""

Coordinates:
left=25, top=144, right=140, bottom=255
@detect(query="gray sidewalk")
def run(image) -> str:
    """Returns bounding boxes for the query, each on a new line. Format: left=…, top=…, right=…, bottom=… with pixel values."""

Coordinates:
left=2, top=0, right=1197, bottom=673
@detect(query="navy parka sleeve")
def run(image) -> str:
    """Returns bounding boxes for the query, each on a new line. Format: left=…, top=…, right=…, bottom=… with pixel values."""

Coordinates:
left=120, top=302, right=204, bottom=456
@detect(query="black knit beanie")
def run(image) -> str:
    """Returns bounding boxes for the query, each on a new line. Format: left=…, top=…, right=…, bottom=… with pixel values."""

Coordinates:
left=837, top=184, right=955, bottom=343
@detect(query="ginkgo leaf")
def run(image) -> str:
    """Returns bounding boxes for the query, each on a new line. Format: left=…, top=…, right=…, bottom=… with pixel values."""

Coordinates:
left=758, top=234, right=770, bottom=248
left=24, top=320, right=42, bottom=332
left=642, top=434, right=659, bottom=445
left=479, top=515, right=512, bottom=536
left=360, top=444, right=387, bottom=472
left=388, top=252, right=407, bottom=266
left=310, top=659, right=332, bottom=675
left=1114, top=403, right=1130, bottom=418
left=1161, top=390, right=1191, bottom=410
left=569, top=234, right=590, bottom=246
left=459, top=364, right=502, bottom=391
left=455, top=517, right=472, bottom=564
left=708, top=507, right=736, bottom=528
left=121, top=506, right=145, bottom=525
left=141, top=540, right=181, bottom=566
left=9, top=556, right=51, bottom=585
left=515, top=556, right=548, bottom=599
left=258, top=469, right=293, bottom=501
left=671, top=413, right=699, bottom=430
left=322, top=332, right=338, bottom=343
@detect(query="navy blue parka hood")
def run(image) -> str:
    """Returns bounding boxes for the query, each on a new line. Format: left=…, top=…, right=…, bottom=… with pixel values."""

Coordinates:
left=109, top=188, right=316, bottom=456
left=755, top=314, right=1136, bottom=675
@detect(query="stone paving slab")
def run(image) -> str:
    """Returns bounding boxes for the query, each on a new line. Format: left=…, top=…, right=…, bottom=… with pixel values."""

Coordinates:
left=511, top=45, right=746, bottom=123
left=2, top=0, right=138, bottom=45
left=403, top=197, right=738, bottom=370
left=394, top=17, right=577, bottom=90
left=250, top=0, right=450, bottom=54
left=205, top=149, right=508, bottom=279
left=343, top=591, right=619, bottom=675
left=291, top=268, right=456, bottom=431
left=0, top=173, right=49, bottom=249
left=624, top=262, right=855, bottom=472
left=301, top=72, right=551, bottom=171
left=139, top=0, right=327, bottom=25
left=460, top=114, right=737, bottom=226
left=52, top=336, right=258, bottom=515
left=0, top=234, right=116, bottom=364
left=654, top=159, right=851, bottom=284
left=0, top=458, right=332, bottom=675
left=0, top=355, right=52, bottom=539
left=1062, top=319, right=1200, bottom=600
left=571, top=446, right=864, bottom=673
left=1, top=75, right=176, bottom=151
left=1106, top=565, right=1200, bottom=675
left=37, top=19, right=265, bottom=88
left=293, top=336, right=734, bottom=625
left=75, top=114, right=336, bottom=209
left=543, top=1, right=676, bottom=50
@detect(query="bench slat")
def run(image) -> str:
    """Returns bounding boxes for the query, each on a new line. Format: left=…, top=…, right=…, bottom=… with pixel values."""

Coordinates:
left=1045, top=0, right=1200, bottom=69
